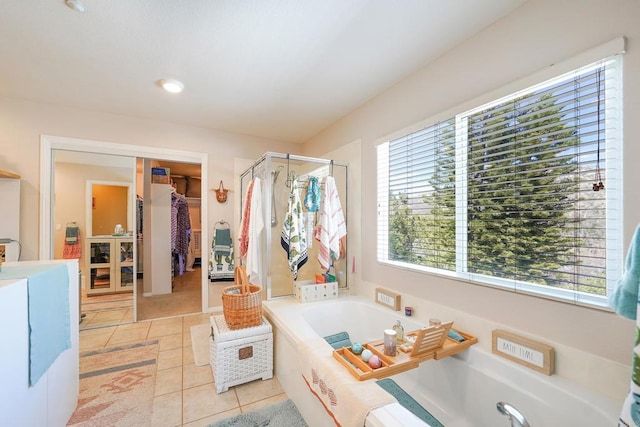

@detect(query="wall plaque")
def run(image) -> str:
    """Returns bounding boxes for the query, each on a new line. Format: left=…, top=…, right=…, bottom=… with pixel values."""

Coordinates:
left=492, top=329, right=554, bottom=375
left=375, top=288, right=401, bottom=311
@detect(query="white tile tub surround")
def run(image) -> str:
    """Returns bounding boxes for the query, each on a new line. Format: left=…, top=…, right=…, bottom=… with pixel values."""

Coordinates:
left=264, top=295, right=622, bottom=427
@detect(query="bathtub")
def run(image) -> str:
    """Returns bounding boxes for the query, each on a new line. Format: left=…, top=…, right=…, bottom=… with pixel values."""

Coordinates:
left=263, top=296, right=621, bottom=426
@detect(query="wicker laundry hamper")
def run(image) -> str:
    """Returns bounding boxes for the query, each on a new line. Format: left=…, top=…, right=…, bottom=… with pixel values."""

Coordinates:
left=221, top=266, right=262, bottom=329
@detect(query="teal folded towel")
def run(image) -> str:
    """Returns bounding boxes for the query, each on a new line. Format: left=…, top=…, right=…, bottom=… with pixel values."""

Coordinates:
left=28, top=264, right=71, bottom=385
left=323, top=331, right=352, bottom=349
left=448, top=328, right=466, bottom=342
left=609, top=226, right=640, bottom=320
left=376, top=378, right=444, bottom=427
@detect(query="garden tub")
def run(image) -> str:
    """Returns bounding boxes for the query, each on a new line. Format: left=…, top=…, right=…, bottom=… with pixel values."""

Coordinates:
left=263, top=296, right=620, bottom=426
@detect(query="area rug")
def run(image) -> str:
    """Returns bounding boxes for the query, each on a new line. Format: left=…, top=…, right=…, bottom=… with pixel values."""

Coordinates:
left=208, top=399, right=308, bottom=427
left=67, top=340, right=159, bottom=427
left=191, top=323, right=211, bottom=366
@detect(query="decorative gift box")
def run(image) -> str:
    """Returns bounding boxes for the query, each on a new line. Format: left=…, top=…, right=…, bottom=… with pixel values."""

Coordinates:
left=294, top=280, right=338, bottom=303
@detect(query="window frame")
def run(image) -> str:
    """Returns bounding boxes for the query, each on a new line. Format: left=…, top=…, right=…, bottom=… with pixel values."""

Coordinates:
left=376, top=53, right=624, bottom=310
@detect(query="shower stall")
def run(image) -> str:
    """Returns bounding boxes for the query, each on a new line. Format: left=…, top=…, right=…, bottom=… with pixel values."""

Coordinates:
left=240, top=152, right=348, bottom=299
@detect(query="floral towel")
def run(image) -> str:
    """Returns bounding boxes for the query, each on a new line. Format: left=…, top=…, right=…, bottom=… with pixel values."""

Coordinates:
left=281, top=178, right=308, bottom=279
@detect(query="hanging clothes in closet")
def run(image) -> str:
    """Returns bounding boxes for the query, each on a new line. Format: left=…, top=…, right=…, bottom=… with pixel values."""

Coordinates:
left=136, top=195, right=144, bottom=238
left=171, top=191, right=191, bottom=275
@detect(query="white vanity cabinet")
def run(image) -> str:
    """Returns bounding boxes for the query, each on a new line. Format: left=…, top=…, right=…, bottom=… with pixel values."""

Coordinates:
left=0, top=260, right=79, bottom=427
left=86, top=236, right=134, bottom=295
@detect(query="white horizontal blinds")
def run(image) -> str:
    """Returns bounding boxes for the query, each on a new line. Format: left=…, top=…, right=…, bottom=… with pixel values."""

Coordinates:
left=462, top=56, right=619, bottom=296
left=377, top=143, right=390, bottom=262
left=386, top=119, right=456, bottom=270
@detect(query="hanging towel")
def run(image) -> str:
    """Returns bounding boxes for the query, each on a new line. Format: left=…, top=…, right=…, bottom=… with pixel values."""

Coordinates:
left=304, top=176, right=321, bottom=212
left=304, top=177, right=320, bottom=249
left=246, top=177, right=264, bottom=286
left=611, top=226, right=640, bottom=426
left=281, top=178, right=308, bottom=280
left=314, top=176, right=347, bottom=270
left=63, top=227, right=82, bottom=259
left=210, top=225, right=235, bottom=280
left=609, top=226, right=640, bottom=320
left=65, top=225, right=79, bottom=243
left=238, top=178, right=256, bottom=259
left=214, top=228, right=232, bottom=256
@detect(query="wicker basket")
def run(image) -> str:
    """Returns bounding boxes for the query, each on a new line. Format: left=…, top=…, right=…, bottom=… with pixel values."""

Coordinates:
left=222, top=266, right=262, bottom=329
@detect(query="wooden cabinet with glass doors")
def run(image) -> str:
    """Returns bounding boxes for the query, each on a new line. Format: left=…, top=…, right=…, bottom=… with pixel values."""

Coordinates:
left=86, top=236, right=134, bottom=295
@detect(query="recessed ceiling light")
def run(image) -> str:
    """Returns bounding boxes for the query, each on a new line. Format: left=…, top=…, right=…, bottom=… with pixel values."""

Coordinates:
left=159, top=79, right=184, bottom=94
left=65, top=0, right=86, bottom=13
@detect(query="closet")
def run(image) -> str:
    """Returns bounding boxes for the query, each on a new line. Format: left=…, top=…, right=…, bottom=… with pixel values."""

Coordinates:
left=140, top=164, right=201, bottom=296
left=171, top=174, right=201, bottom=271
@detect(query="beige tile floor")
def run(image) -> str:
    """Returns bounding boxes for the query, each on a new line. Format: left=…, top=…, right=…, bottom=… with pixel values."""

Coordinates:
left=79, top=312, right=288, bottom=427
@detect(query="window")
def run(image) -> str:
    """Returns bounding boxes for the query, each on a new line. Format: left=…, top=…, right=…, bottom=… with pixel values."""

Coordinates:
left=377, top=55, right=623, bottom=307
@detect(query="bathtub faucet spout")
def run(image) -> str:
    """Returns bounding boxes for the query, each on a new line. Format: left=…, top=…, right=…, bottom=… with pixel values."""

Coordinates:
left=497, top=402, right=530, bottom=427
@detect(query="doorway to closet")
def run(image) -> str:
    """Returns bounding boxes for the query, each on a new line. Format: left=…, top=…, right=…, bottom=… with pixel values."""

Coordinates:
left=135, top=159, right=203, bottom=321
left=40, top=135, right=209, bottom=330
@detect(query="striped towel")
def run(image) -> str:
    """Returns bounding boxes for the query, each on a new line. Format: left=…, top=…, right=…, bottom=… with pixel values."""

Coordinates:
left=314, top=176, right=347, bottom=270
left=238, top=178, right=256, bottom=259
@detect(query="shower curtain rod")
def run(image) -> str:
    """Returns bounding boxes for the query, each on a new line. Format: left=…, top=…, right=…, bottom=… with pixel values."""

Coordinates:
left=239, top=152, right=347, bottom=181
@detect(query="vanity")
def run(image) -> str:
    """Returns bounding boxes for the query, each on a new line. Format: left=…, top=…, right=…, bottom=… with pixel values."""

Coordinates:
left=85, top=235, right=134, bottom=295
left=0, top=260, right=79, bottom=426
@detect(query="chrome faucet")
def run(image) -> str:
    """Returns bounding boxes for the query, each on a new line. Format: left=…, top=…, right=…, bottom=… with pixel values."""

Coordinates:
left=497, top=402, right=530, bottom=427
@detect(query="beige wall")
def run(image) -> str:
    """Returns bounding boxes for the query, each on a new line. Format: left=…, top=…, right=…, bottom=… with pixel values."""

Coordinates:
left=0, top=98, right=301, bottom=261
left=53, top=163, right=132, bottom=272
left=91, top=184, right=128, bottom=236
left=302, top=0, right=640, bottom=399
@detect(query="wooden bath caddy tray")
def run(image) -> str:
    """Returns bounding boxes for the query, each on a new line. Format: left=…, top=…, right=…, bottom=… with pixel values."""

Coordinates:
left=332, top=322, right=477, bottom=381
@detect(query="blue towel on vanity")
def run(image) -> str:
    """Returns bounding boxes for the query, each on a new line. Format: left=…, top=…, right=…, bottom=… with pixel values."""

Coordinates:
left=27, top=264, right=71, bottom=386
left=609, top=226, right=640, bottom=320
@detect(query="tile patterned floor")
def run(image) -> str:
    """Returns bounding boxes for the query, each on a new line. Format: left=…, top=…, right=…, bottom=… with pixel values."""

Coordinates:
left=78, top=312, right=287, bottom=427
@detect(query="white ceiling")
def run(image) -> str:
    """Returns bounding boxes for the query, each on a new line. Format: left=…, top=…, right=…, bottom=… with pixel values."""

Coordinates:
left=0, top=0, right=526, bottom=143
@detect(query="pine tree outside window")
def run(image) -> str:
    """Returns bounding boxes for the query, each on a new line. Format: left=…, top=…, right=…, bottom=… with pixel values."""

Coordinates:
left=377, top=54, right=623, bottom=308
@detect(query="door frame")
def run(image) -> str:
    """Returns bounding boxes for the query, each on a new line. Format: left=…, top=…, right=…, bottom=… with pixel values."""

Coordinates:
left=40, top=134, right=209, bottom=315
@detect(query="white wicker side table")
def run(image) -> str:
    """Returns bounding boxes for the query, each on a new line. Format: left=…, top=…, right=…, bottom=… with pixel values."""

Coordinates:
left=209, top=314, right=273, bottom=393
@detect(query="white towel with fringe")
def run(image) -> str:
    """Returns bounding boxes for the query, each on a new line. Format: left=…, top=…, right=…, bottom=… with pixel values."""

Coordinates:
left=299, top=337, right=395, bottom=427
left=314, top=176, right=347, bottom=270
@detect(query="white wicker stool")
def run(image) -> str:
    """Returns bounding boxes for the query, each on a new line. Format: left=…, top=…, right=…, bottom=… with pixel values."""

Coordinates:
left=210, top=314, right=273, bottom=393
